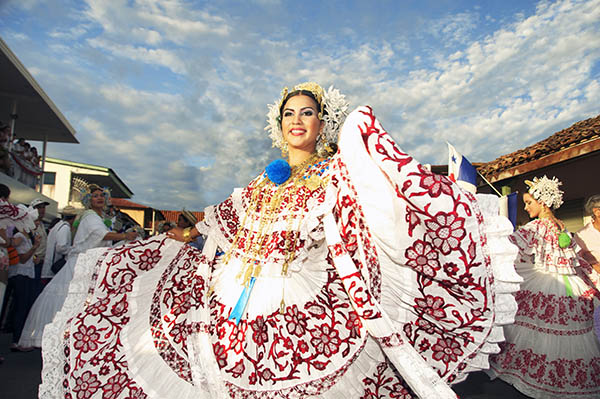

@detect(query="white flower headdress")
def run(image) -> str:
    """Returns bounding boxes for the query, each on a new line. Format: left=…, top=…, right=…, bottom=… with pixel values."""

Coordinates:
left=71, top=177, right=111, bottom=209
left=265, top=82, right=349, bottom=155
left=525, top=175, right=564, bottom=210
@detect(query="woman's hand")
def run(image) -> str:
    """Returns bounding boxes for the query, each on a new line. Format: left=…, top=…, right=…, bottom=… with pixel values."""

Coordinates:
left=123, top=231, right=138, bottom=241
left=165, top=227, right=199, bottom=243
left=165, top=227, right=186, bottom=242
left=32, top=234, right=41, bottom=249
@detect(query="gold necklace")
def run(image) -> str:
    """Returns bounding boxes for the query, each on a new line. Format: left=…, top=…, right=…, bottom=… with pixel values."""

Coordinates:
left=223, top=153, right=323, bottom=287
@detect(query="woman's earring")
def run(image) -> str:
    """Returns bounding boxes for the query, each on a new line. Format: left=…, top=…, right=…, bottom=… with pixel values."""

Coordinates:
left=281, top=142, right=288, bottom=157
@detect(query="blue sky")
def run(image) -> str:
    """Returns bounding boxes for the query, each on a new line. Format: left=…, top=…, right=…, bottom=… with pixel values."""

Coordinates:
left=0, top=0, right=598, bottom=210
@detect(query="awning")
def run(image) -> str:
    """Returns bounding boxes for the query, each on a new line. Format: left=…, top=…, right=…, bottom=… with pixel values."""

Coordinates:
left=0, top=36, right=78, bottom=143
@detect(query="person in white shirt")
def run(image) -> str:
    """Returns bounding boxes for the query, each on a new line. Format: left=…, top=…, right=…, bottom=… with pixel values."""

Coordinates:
left=575, top=194, right=600, bottom=273
left=8, top=226, right=40, bottom=351
left=40, top=206, right=79, bottom=284
left=19, top=185, right=137, bottom=348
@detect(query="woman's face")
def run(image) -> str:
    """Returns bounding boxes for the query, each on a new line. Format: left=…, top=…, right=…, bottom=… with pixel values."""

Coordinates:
left=523, top=193, right=543, bottom=218
left=177, top=215, right=191, bottom=229
left=90, top=190, right=105, bottom=210
left=592, top=207, right=600, bottom=221
left=281, top=94, right=324, bottom=154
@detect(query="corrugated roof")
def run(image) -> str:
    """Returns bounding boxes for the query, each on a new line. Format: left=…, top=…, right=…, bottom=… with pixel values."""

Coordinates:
left=479, top=114, right=600, bottom=179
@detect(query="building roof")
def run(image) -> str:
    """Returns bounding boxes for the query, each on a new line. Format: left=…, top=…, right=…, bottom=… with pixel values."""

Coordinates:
left=0, top=37, right=78, bottom=143
left=479, top=114, right=600, bottom=182
left=110, top=198, right=149, bottom=209
left=160, top=210, right=204, bottom=224
left=46, top=157, right=134, bottom=198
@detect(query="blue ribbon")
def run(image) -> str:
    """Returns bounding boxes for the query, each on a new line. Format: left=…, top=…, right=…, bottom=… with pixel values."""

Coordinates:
left=229, top=277, right=256, bottom=325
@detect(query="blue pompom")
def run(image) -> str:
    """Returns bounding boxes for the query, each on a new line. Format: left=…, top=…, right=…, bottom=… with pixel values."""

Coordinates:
left=266, top=159, right=291, bottom=185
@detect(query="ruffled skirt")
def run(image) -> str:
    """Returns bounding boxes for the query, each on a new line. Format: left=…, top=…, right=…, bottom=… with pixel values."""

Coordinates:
left=19, top=255, right=77, bottom=347
left=488, top=263, right=600, bottom=398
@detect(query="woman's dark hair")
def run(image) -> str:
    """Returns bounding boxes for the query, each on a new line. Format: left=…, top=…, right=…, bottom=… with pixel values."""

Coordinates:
left=279, top=90, right=323, bottom=122
left=48, top=217, right=62, bottom=230
left=0, top=184, right=10, bottom=200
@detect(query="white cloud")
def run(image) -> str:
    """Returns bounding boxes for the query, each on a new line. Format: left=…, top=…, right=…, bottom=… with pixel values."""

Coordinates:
left=87, top=38, right=187, bottom=74
left=2, top=0, right=599, bottom=211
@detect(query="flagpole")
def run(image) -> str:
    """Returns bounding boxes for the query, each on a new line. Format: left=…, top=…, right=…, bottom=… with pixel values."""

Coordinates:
left=477, top=170, right=502, bottom=196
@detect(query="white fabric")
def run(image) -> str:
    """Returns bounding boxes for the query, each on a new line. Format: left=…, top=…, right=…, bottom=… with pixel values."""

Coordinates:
left=39, top=106, right=521, bottom=399
left=41, top=220, right=72, bottom=278
left=8, top=232, right=34, bottom=278
left=575, top=222, right=600, bottom=267
left=40, top=247, right=108, bottom=399
left=19, top=211, right=109, bottom=347
left=0, top=199, right=37, bottom=232
left=487, top=218, right=600, bottom=398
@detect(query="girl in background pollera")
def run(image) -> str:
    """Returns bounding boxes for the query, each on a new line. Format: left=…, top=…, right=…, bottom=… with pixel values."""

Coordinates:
left=488, top=176, right=600, bottom=398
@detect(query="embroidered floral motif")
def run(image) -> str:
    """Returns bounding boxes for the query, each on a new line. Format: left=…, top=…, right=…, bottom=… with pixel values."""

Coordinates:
left=353, top=106, right=494, bottom=382
left=424, top=212, right=466, bottom=255
left=405, top=240, right=440, bottom=277
left=492, top=343, right=600, bottom=393
left=361, top=361, right=414, bottom=399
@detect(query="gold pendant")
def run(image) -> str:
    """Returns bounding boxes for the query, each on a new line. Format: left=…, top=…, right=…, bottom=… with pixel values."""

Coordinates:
left=304, top=175, right=324, bottom=191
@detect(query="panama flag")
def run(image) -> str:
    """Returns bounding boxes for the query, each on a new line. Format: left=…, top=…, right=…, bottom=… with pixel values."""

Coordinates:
left=447, top=143, right=477, bottom=194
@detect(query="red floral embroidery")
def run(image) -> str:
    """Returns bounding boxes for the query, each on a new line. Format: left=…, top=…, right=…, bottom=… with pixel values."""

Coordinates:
left=102, top=372, right=128, bottom=399
left=88, top=297, right=109, bottom=316
left=417, top=170, right=453, bottom=198
left=72, top=371, right=101, bottom=399
left=284, top=305, right=308, bottom=337
left=424, top=212, right=466, bottom=255
left=345, top=311, right=363, bottom=339
left=492, top=343, right=600, bottom=393
left=310, top=323, right=341, bottom=357
left=213, top=342, right=228, bottom=369
left=432, top=337, right=463, bottom=364
left=414, top=295, right=447, bottom=320
left=361, top=361, right=414, bottom=399
left=251, top=316, right=269, bottom=347
left=405, top=240, right=440, bottom=277
left=110, top=297, right=128, bottom=317
left=72, top=324, right=100, bottom=353
left=137, top=248, right=161, bottom=271
left=515, top=290, right=594, bottom=327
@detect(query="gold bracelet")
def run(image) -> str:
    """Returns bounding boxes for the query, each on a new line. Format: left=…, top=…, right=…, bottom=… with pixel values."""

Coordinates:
left=183, top=227, right=192, bottom=243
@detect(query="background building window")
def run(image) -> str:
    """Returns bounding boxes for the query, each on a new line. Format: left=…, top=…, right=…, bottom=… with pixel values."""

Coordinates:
left=43, top=171, right=56, bottom=185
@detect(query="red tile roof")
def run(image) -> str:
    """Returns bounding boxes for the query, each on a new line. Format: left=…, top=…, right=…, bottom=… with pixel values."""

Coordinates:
left=110, top=198, right=149, bottom=209
left=160, top=210, right=204, bottom=224
left=479, top=114, right=600, bottom=180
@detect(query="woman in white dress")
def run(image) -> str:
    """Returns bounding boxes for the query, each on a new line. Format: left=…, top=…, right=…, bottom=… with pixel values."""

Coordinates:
left=40, top=83, right=520, bottom=399
left=488, top=176, right=600, bottom=398
left=19, top=185, right=138, bottom=348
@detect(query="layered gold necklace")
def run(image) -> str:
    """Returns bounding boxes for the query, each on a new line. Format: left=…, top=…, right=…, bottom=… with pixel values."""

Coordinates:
left=223, top=153, right=325, bottom=287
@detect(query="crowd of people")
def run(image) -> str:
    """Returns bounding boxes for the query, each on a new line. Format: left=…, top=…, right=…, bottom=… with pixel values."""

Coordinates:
left=0, top=183, right=141, bottom=357
left=0, top=122, right=43, bottom=189
left=0, top=82, right=598, bottom=399
left=0, top=184, right=207, bottom=360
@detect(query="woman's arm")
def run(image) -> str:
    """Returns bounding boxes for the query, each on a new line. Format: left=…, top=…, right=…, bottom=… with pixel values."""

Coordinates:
left=18, top=235, right=40, bottom=263
left=55, top=225, right=72, bottom=255
left=103, top=231, right=138, bottom=242
left=166, top=227, right=200, bottom=243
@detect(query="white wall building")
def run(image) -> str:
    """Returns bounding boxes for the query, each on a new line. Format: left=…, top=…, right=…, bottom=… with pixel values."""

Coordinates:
left=41, top=157, right=134, bottom=209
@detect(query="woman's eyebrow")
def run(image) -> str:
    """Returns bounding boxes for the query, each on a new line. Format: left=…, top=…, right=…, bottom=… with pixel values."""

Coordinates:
left=283, top=106, right=316, bottom=112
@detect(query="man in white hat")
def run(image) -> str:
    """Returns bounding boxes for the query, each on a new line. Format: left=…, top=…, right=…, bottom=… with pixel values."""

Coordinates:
left=40, top=206, right=78, bottom=284
left=29, top=198, right=49, bottom=296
